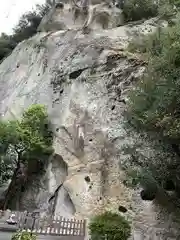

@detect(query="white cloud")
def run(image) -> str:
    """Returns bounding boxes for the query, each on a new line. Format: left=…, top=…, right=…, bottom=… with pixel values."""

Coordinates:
left=0, top=0, right=45, bottom=35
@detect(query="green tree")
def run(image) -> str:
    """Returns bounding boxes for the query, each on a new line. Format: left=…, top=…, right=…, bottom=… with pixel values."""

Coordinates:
left=0, top=0, right=53, bottom=62
left=0, top=33, right=16, bottom=62
left=36, top=0, right=55, bottom=17
left=12, top=11, right=42, bottom=43
left=0, top=104, right=53, bottom=209
left=0, top=104, right=53, bottom=186
left=17, top=104, right=53, bottom=162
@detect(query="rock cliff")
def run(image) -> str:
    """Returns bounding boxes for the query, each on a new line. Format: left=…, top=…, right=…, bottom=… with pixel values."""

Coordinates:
left=0, top=1, right=179, bottom=239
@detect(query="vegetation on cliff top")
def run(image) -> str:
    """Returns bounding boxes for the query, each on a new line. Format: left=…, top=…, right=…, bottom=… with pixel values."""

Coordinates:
left=123, top=0, right=179, bottom=22
left=0, top=0, right=54, bottom=62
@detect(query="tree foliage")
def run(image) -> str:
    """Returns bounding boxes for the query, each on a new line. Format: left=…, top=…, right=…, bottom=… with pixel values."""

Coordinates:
left=127, top=23, right=180, bottom=143
left=126, top=17, right=180, bottom=193
left=123, top=0, right=180, bottom=23
left=89, top=211, right=131, bottom=240
left=0, top=104, right=53, bottom=185
left=0, top=0, right=54, bottom=62
left=12, top=230, right=36, bottom=240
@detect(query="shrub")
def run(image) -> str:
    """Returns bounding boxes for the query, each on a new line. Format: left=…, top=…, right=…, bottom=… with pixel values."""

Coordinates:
left=127, top=26, right=166, bottom=58
left=123, top=0, right=179, bottom=23
left=158, top=2, right=175, bottom=20
left=12, top=231, right=36, bottom=240
left=123, top=0, right=158, bottom=22
left=127, top=22, right=180, bottom=142
left=125, top=17, right=180, bottom=193
left=127, top=31, right=158, bottom=54
left=89, top=211, right=131, bottom=240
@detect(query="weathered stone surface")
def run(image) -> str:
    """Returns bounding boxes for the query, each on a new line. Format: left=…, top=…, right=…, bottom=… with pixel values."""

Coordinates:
left=0, top=17, right=178, bottom=239
left=18, top=153, right=75, bottom=218
left=38, top=1, right=124, bottom=32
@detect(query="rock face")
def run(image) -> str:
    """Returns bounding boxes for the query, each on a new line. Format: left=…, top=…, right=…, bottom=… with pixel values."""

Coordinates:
left=0, top=8, right=179, bottom=240
left=38, top=1, right=124, bottom=32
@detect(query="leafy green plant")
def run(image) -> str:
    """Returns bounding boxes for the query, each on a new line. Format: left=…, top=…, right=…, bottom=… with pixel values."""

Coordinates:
left=127, top=22, right=180, bottom=141
left=123, top=0, right=158, bottom=22
left=0, top=104, right=53, bottom=187
left=89, top=211, right=131, bottom=240
left=127, top=26, right=166, bottom=56
left=123, top=168, right=142, bottom=187
left=0, top=0, right=53, bottom=62
left=12, top=230, right=36, bottom=240
left=123, top=0, right=179, bottom=23
left=126, top=17, right=180, bottom=193
left=158, top=2, right=175, bottom=20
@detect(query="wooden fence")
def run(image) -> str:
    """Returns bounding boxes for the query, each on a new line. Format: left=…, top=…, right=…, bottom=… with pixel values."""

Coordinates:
left=0, top=210, right=86, bottom=237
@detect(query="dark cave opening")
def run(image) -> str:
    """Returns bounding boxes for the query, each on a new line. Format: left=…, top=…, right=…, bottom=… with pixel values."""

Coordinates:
left=84, top=176, right=91, bottom=183
left=111, top=105, right=115, bottom=110
left=69, top=69, right=84, bottom=79
left=140, top=189, right=156, bottom=201
left=55, top=2, right=64, bottom=9
left=163, top=180, right=175, bottom=191
left=118, top=205, right=128, bottom=213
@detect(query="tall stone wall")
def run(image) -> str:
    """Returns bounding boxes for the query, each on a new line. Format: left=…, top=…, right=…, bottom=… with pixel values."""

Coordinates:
left=0, top=17, right=178, bottom=239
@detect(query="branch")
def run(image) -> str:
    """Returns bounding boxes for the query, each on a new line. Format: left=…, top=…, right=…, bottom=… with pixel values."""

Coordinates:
left=14, top=145, right=25, bottom=154
left=72, top=0, right=81, bottom=8
left=13, top=158, right=18, bottom=165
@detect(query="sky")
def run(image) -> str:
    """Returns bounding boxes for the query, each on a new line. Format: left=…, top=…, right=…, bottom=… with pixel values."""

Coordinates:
left=0, top=0, right=45, bottom=34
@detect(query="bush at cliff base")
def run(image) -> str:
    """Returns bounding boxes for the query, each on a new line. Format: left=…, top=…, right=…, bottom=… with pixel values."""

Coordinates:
left=11, top=230, right=36, bottom=240
left=89, top=211, right=131, bottom=240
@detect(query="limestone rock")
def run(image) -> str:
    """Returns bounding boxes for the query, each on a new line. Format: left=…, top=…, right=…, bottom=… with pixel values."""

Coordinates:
left=0, top=17, right=177, bottom=239
left=37, top=1, right=124, bottom=32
